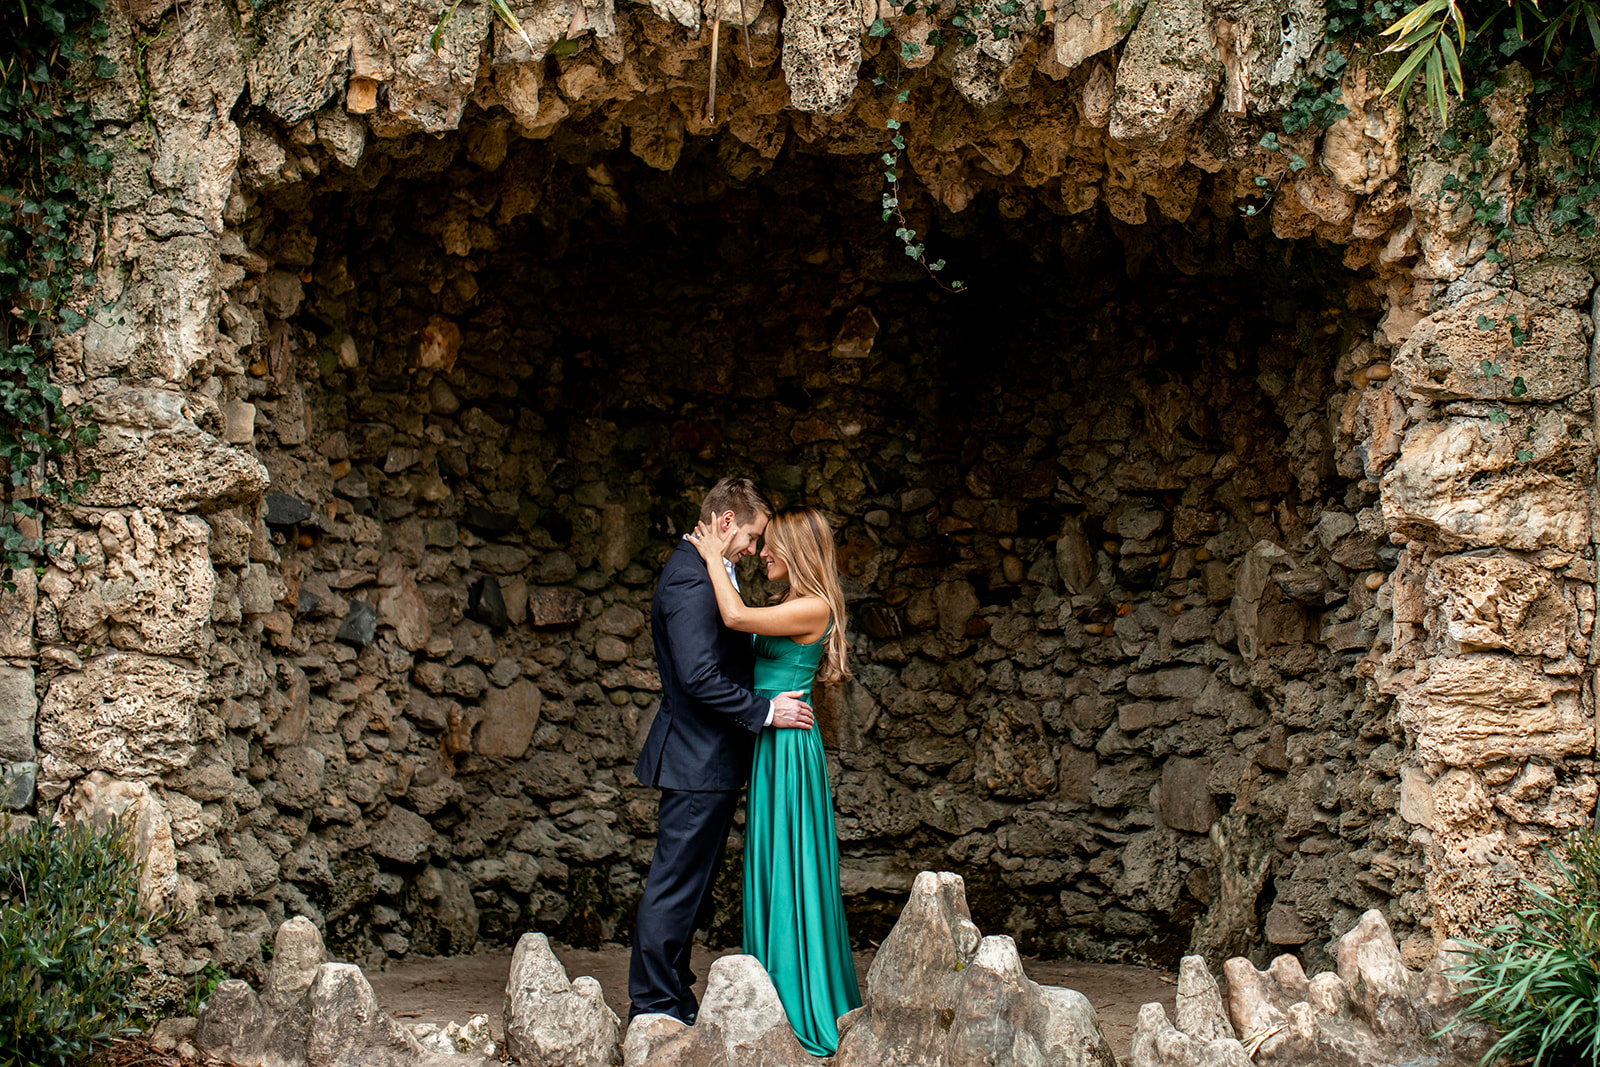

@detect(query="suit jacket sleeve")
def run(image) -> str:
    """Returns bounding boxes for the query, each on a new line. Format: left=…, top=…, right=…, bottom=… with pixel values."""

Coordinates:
left=657, top=562, right=768, bottom=734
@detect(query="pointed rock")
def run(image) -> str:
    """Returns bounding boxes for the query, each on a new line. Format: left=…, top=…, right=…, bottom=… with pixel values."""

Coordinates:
left=504, top=932, right=622, bottom=1067
left=696, top=954, right=811, bottom=1065
left=1174, top=956, right=1234, bottom=1044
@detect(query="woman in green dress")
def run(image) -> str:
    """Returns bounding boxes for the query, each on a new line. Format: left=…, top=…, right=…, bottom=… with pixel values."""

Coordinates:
left=687, top=506, right=862, bottom=1056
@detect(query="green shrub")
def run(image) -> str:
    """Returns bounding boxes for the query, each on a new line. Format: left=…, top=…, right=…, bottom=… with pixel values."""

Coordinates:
left=1449, top=826, right=1600, bottom=1067
left=0, top=815, right=170, bottom=1067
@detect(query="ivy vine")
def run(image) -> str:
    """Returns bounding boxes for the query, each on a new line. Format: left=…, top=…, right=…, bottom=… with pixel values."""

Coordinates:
left=1243, top=0, right=1598, bottom=247
left=865, top=0, right=1046, bottom=291
left=0, top=0, right=109, bottom=583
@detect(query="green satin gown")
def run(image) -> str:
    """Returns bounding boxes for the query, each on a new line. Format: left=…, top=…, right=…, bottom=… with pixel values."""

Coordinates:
left=746, top=629, right=862, bottom=1056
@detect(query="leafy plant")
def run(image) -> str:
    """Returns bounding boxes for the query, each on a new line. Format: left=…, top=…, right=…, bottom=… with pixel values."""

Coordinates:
left=0, top=815, right=173, bottom=1067
left=1380, top=0, right=1600, bottom=121
left=0, top=0, right=108, bottom=587
left=187, top=962, right=228, bottom=1017
left=869, top=74, right=964, bottom=291
left=431, top=0, right=535, bottom=54
left=1446, top=826, right=1600, bottom=1067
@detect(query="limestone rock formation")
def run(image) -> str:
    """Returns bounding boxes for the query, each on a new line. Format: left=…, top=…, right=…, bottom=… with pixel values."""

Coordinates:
left=1130, top=910, right=1494, bottom=1067
left=197, top=917, right=465, bottom=1067
left=626, top=954, right=812, bottom=1067
left=781, top=0, right=862, bottom=114
left=1107, top=0, right=1221, bottom=149
left=504, top=932, right=622, bottom=1067
left=36, top=652, right=205, bottom=780
left=834, top=871, right=1115, bottom=1067
left=16, top=0, right=1600, bottom=991
left=56, top=771, right=180, bottom=908
left=80, top=387, right=269, bottom=511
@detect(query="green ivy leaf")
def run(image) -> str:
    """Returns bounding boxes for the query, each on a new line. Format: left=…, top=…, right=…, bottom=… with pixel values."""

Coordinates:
left=1510, top=376, right=1527, bottom=397
left=869, top=17, right=890, bottom=35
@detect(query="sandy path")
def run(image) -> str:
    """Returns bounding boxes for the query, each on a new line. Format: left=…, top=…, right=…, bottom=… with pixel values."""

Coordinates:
left=369, top=944, right=1176, bottom=1062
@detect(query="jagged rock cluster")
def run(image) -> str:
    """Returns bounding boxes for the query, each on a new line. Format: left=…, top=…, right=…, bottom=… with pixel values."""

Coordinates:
left=194, top=872, right=1496, bottom=1067
left=2, top=0, right=1596, bottom=994
left=197, top=916, right=468, bottom=1067
left=1130, top=909, right=1493, bottom=1067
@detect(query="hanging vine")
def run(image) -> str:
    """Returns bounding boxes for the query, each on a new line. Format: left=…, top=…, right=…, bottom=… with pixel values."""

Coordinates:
left=0, top=0, right=109, bottom=583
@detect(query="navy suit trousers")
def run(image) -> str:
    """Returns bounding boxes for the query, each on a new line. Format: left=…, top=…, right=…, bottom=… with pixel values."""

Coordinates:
left=628, top=787, right=742, bottom=1022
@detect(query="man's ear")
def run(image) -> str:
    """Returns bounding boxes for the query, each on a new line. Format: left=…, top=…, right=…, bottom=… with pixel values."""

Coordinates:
left=719, top=511, right=734, bottom=532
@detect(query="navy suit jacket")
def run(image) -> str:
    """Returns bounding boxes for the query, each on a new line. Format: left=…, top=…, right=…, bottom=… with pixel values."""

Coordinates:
left=634, top=541, right=768, bottom=791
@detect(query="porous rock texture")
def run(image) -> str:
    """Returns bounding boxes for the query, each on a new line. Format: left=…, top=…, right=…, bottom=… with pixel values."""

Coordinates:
left=11, top=0, right=1600, bottom=992
left=504, top=932, right=622, bottom=1067
left=623, top=870, right=1116, bottom=1067
left=196, top=916, right=473, bottom=1067
left=1130, top=909, right=1494, bottom=1067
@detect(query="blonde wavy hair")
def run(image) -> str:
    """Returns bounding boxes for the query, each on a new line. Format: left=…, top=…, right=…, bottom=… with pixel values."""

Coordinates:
left=765, top=506, right=852, bottom=684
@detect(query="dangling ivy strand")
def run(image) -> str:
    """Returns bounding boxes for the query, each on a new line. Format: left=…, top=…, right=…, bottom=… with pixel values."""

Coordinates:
left=0, top=0, right=108, bottom=584
left=867, top=0, right=1043, bottom=292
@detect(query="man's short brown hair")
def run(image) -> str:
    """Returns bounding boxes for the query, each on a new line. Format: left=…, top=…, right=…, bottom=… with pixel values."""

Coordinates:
left=699, top=476, right=773, bottom=525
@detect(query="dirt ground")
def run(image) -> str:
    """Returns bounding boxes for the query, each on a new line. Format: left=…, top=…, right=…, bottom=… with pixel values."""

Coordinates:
left=368, top=943, right=1177, bottom=1063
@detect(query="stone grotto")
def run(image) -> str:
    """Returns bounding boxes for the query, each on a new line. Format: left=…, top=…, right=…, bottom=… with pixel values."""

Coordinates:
left=2, top=0, right=1598, bottom=1037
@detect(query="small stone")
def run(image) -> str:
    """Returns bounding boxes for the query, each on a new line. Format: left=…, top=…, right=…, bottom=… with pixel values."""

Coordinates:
left=150, top=1017, right=198, bottom=1053
left=337, top=601, right=378, bottom=648
left=1160, top=757, right=1219, bottom=833
left=528, top=588, right=584, bottom=627
left=478, top=680, right=541, bottom=760
left=1264, top=903, right=1316, bottom=946
left=470, top=577, right=509, bottom=629
left=264, top=492, right=313, bottom=526
left=370, top=806, right=435, bottom=864
left=0, top=664, right=37, bottom=762
left=464, top=505, right=518, bottom=535
left=1, top=762, right=37, bottom=809
left=534, top=551, right=578, bottom=583
left=623, top=1014, right=687, bottom=1067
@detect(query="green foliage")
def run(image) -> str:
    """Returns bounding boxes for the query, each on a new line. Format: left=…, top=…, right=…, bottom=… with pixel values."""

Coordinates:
left=870, top=78, right=965, bottom=291
left=0, top=816, right=172, bottom=1067
left=1380, top=0, right=1600, bottom=123
left=1239, top=50, right=1350, bottom=218
left=0, top=0, right=108, bottom=585
left=186, top=962, right=227, bottom=1018
left=1447, top=826, right=1600, bottom=1067
left=874, top=0, right=1044, bottom=56
left=430, top=0, right=533, bottom=52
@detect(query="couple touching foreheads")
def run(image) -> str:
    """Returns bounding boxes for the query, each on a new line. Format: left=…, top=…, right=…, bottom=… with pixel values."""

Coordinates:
left=628, top=476, right=861, bottom=1056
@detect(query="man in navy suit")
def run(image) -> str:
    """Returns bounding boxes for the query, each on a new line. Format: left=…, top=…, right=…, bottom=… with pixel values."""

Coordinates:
left=628, top=476, right=814, bottom=1024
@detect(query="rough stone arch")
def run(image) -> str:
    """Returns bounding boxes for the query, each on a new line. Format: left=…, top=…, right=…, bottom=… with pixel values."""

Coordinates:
left=8, top=0, right=1597, bottom=981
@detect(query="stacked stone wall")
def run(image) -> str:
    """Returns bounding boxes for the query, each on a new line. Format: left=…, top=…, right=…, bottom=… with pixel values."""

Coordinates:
left=2, top=0, right=1597, bottom=986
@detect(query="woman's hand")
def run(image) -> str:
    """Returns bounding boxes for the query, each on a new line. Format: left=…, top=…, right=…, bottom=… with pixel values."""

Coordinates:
left=687, top=520, right=731, bottom=564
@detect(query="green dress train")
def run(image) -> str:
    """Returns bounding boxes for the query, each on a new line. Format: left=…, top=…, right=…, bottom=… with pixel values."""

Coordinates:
left=746, top=628, right=862, bottom=1056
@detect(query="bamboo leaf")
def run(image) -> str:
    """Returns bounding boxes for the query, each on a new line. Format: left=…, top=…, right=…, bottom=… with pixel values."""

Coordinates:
left=1383, top=38, right=1435, bottom=96
left=1427, top=46, right=1449, bottom=122
left=1439, top=30, right=1464, bottom=96
left=489, top=0, right=536, bottom=53
left=1381, top=0, right=1449, bottom=39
